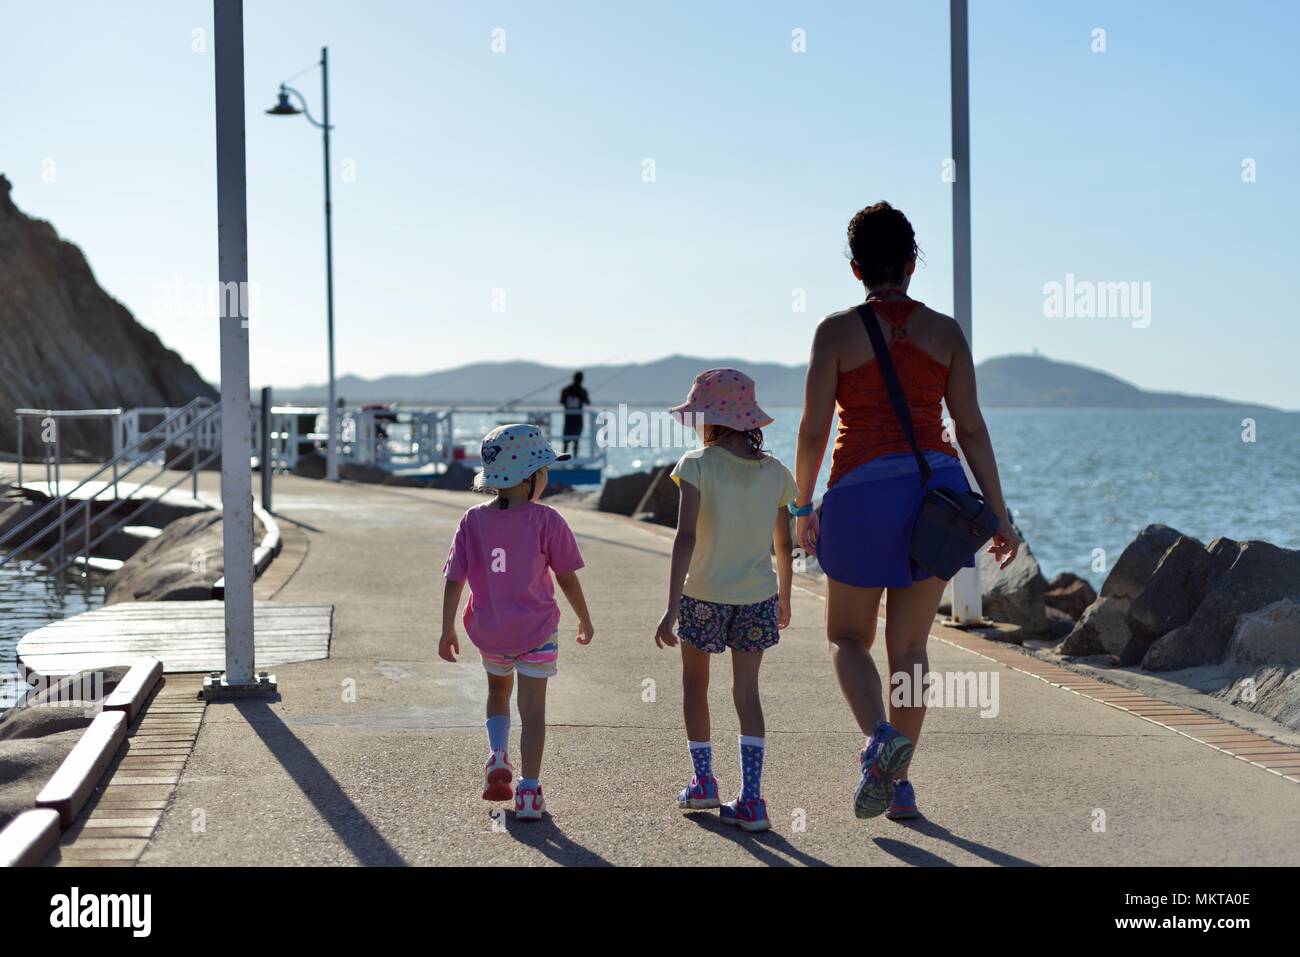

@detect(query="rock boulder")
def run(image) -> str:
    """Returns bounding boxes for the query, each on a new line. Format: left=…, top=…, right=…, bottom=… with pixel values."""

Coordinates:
left=0, top=175, right=216, bottom=457
left=0, top=666, right=129, bottom=828
left=1225, top=598, right=1300, bottom=670
left=977, top=533, right=1049, bottom=638
left=1061, top=596, right=1143, bottom=663
left=1044, top=573, right=1097, bottom=621
left=1141, top=625, right=1201, bottom=672
left=104, top=510, right=263, bottom=604
left=1046, top=605, right=1075, bottom=642
left=598, top=466, right=678, bottom=527
left=1125, top=536, right=1212, bottom=649
left=1141, top=541, right=1300, bottom=671
left=1099, top=524, right=1184, bottom=600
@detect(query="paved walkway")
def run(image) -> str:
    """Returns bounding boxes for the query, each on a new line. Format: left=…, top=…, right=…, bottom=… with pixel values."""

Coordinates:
left=136, top=475, right=1297, bottom=866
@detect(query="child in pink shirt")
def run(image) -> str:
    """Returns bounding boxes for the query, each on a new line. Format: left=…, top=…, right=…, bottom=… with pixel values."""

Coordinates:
left=439, top=424, right=594, bottom=821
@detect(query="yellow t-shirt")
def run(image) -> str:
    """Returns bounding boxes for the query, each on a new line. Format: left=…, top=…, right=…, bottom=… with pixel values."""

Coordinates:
left=669, top=446, right=800, bottom=606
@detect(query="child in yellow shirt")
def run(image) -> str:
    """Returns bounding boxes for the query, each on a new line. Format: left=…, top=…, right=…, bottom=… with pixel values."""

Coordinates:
left=653, top=369, right=799, bottom=833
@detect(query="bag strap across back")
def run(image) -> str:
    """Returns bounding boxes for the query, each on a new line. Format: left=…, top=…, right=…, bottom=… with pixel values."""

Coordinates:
left=854, top=302, right=932, bottom=488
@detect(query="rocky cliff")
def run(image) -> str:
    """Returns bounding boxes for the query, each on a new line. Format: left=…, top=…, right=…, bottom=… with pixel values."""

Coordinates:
left=0, top=175, right=215, bottom=458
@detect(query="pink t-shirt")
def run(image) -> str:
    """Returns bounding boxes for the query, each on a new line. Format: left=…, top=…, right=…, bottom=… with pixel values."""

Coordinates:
left=442, top=501, right=585, bottom=655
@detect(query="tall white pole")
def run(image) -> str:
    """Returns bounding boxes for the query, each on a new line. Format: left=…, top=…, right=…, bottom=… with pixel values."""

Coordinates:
left=950, top=0, right=972, bottom=347
left=949, top=0, right=984, bottom=624
left=213, top=0, right=256, bottom=685
left=322, top=47, right=339, bottom=483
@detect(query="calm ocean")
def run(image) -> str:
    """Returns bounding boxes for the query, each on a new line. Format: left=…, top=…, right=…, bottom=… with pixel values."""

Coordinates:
left=0, top=563, right=103, bottom=711
left=598, top=406, right=1300, bottom=588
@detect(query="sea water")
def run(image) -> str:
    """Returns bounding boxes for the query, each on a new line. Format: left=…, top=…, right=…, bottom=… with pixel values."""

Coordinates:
left=0, top=562, right=104, bottom=712
left=595, top=406, right=1300, bottom=586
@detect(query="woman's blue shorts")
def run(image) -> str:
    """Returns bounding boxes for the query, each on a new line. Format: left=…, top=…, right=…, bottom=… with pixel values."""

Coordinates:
left=818, top=451, right=975, bottom=588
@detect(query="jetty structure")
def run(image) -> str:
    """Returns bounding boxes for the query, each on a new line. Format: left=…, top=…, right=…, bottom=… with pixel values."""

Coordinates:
left=5, top=467, right=1299, bottom=868
left=2, top=1, right=1299, bottom=871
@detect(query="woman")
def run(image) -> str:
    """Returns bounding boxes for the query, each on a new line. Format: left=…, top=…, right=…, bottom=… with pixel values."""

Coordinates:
left=793, top=201, right=1019, bottom=821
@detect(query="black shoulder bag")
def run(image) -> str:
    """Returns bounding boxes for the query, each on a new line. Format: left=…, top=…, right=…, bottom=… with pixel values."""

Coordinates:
left=855, top=303, right=999, bottom=580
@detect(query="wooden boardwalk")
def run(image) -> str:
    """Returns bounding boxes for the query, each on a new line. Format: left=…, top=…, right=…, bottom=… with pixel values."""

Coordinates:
left=17, top=600, right=332, bottom=679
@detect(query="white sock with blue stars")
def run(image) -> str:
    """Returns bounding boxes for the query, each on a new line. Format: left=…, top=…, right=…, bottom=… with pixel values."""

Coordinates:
left=688, top=740, right=713, bottom=779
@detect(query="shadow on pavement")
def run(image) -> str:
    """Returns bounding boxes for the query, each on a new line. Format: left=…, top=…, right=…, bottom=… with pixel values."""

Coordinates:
left=568, top=532, right=671, bottom=559
left=872, top=837, right=955, bottom=866
left=506, top=813, right=613, bottom=866
left=271, top=513, right=323, bottom=534
left=237, top=701, right=407, bottom=866
left=875, top=816, right=1038, bottom=867
left=684, top=812, right=830, bottom=867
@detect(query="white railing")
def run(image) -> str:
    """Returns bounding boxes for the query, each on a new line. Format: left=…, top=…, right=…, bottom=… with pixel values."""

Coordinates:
left=251, top=403, right=606, bottom=482
left=2, top=399, right=221, bottom=573
left=2, top=399, right=608, bottom=574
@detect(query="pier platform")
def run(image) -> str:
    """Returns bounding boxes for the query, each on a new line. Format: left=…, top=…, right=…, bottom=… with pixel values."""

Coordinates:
left=17, top=600, right=332, bottom=679
left=41, top=470, right=1280, bottom=868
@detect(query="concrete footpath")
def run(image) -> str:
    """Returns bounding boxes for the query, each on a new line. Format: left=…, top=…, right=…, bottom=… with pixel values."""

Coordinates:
left=140, top=475, right=1299, bottom=866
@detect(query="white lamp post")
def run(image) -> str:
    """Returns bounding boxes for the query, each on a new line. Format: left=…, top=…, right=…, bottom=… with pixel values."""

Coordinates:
left=948, top=0, right=986, bottom=625
left=266, top=49, right=339, bottom=482
left=206, top=0, right=275, bottom=698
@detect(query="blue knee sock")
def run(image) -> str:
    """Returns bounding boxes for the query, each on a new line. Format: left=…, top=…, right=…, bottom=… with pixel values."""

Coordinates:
left=688, top=740, right=713, bottom=778
left=739, top=735, right=765, bottom=800
left=486, top=715, right=510, bottom=753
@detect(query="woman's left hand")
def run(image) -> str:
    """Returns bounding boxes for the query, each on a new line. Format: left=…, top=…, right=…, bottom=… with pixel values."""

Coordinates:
left=796, top=511, right=819, bottom=556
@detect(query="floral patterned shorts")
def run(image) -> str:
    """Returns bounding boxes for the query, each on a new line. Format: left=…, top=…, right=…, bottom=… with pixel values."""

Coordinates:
left=677, top=594, right=780, bottom=654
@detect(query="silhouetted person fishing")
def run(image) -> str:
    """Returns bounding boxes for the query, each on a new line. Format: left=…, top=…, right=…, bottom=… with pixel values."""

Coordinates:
left=559, top=372, right=590, bottom=455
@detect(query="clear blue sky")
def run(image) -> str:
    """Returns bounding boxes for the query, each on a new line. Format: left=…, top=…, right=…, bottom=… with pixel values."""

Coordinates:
left=4, top=0, right=1297, bottom=408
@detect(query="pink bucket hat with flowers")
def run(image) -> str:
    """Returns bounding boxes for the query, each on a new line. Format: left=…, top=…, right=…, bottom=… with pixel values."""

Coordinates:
left=474, top=423, right=570, bottom=489
left=669, top=368, right=773, bottom=431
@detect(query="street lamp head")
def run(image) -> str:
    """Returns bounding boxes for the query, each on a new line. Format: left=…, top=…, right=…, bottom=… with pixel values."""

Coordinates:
left=265, top=87, right=302, bottom=116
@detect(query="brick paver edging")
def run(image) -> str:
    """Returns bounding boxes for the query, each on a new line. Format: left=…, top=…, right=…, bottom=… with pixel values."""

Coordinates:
left=927, top=621, right=1300, bottom=785
left=787, top=576, right=1300, bottom=785
left=44, top=675, right=207, bottom=866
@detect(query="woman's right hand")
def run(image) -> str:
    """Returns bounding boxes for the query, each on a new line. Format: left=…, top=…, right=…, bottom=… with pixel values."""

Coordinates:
left=796, top=510, right=819, bottom=556
left=987, top=511, right=1021, bottom=569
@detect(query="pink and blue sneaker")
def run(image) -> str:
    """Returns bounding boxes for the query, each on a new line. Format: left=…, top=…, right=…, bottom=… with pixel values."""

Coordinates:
left=677, top=774, right=721, bottom=810
left=515, top=785, right=545, bottom=821
left=885, top=779, right=919, bottom=820
left=482, top=749, right=514, bottom=802
left=720, top=796, right=770, bottom=832
left=854, top=720, right=914, bottom=819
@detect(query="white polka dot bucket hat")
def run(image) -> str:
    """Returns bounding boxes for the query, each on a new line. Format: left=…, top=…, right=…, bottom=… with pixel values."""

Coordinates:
left=669, top=368, right=773, bottom=431
left=474, top=423, right=571, bottom=489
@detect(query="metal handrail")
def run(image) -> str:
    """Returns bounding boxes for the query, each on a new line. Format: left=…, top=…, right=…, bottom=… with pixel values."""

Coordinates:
left=0, top=397, right=216, bottom=568
left=14, top=407, right=125, bottom=498
left=45, top=409, right=224, bottom=575
left=36, top=402, right=222, bottom=571
left=1, top=397, right=210, bottom=550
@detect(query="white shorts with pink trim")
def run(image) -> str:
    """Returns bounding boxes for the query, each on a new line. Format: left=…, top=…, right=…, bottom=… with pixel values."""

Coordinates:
left=479, top=635, right=559, bottom=679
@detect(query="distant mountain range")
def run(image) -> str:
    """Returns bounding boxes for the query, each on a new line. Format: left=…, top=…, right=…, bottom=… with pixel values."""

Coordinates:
left=274, top=353, right=1279, bottom=412
left=972, top=355, right=1278, bottom=410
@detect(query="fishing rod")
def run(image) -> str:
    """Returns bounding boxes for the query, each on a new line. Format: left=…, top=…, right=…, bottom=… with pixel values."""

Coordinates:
left=495, top=356, right=629, bottom=412
left=495, top=373, right=572, bottom=412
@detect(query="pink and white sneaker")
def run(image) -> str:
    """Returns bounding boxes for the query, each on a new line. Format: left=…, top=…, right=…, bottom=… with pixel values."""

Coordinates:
left=514, top=785, right=545, bottom=821
left=482, top=750, right=514, bottom=801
